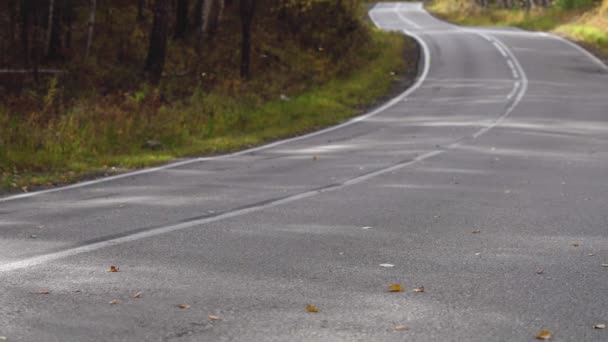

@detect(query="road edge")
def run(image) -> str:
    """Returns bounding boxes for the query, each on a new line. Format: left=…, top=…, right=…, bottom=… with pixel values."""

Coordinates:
left=0, top=13, right=427, bottom=203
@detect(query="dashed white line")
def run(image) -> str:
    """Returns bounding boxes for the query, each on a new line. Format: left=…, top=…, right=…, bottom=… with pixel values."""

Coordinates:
left=492, top=41, right=508, bottom=58
left=394, top=3, right=422, bottom=29
left=506, top=60, right=519, bottom=79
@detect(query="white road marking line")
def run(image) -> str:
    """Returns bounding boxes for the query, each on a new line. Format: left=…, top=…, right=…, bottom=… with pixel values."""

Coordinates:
left=506, top=60, right=519, bottom=79
left=507, top=81, right=520, bottom=101
left=546, top=33, right=608, bottom=71
left=471, top=34, right=529, bottom=138
left=394, top=3, right=422, bottom=29
left=0, top=5, right=531, bottom=274
left=492, top=41, right=508, bottom=58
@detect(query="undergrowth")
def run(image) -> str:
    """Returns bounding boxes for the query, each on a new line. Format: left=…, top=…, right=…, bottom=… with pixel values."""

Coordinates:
left=0, top=28, right=412, bottom=192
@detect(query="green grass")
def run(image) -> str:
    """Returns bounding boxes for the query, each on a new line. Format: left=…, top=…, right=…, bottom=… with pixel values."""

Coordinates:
left=0, top=29, right=413, bottom=193
left=427, top=0, right=608, bottom=58
left=556, top=22, right=608, bottom=55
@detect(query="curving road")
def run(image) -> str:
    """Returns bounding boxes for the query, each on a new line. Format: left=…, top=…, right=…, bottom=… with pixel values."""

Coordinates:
left=1, top=2, right=608, bottom=341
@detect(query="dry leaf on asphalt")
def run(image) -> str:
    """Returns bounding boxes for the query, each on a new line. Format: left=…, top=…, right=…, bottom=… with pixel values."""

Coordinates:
left=536, top=269, right=544, bottom=275
left=472, top=230, right=481, bottom=234
left=572, top=242, right=580, bottom=247
left=131, top=292, right=142, bottom=299
left=177, top=304, right=190, bottom=309
left=413, top=287, right=425, bottom=293
left=109, top=299, right=120, bottom=305
left=0, top=336, right=6, bottom=341
left=388, top=284, right=404, bottom=292
left=32, top=290, right=50, bottom=295
left=593, top=324, right=606, bottom=329
left=312, top=155, right=317, bottom=161
left=535, top=330, right=553, bottom=340
left=394, top=325, right=409, bottom=331
left=109, top=265, right=119, bottom=272
left=306, top=304, right=319, bottom=313
left=208, top=315, right=221, bottom=321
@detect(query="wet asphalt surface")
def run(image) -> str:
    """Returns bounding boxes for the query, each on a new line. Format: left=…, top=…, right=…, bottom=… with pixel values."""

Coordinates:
left=1, top=2, right=608, bottom=341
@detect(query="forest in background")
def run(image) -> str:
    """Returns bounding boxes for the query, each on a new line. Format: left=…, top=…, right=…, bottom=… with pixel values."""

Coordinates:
left=0, top=0, right=413, bottom=192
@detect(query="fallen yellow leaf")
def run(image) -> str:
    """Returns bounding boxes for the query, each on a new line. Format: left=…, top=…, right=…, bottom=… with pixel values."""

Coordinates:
left=132, top=292, right=142, bottom=299
left=394, top=325, right=409, bottom=331
left=208, top=315, right=221, bottom=321
left=388, top=284, right=404, bottom=292
left=593, top=324, right=606, bottom=329
left=32, top=290, right=50, bottom=295
left=177, top=304, right=190, bottom=309
left=535, top=330, right=552, bottom=340
left=109, top=299, right=120, bottom=305
left=109, top=265, right=119, bottom=272
left=306, top=304, right=319, bottom=313
left=413, top=287, right=425, bottom=293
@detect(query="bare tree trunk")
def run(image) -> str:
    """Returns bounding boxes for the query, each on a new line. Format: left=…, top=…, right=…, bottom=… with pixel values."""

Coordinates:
left=45, top=0, right=55, bottom=57
left=137, top=0, right=145, bottom=21
left=239, top=0, right=255, bottom=79
left=64, top=0, right=73, bottom=49
left=203, top=0, right=224, bottom=35
left=9, top=0, right=19, bottom=47
left=174, top=0, right=188, bottom=39
left=20, top=0, right=31, bottom=70
left=85, top=0, right=96, bottom=59
left=145, top=0, right=170, bottom=84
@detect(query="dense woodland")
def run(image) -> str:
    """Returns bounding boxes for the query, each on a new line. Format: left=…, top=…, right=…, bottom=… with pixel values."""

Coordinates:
left=1, top=0, right=366, bottom=93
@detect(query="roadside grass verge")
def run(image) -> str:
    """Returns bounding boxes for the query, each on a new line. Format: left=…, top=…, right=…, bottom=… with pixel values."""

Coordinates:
left=427, top=0, right=608, bottom=60
left=0, top=29, right=415, bottom=193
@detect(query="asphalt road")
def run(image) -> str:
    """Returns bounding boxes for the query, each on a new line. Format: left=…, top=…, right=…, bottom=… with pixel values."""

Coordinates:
left=1, top=2, right=608, bottom=341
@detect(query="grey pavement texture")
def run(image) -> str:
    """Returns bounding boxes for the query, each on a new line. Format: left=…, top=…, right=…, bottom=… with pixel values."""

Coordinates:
left=1, top=2, right=608, bottom=341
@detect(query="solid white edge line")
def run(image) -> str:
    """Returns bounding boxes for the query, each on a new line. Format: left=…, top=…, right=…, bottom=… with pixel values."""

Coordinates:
left=0, top=8, right=431, bottom=204
left=545, top=33, right=608, bottom=71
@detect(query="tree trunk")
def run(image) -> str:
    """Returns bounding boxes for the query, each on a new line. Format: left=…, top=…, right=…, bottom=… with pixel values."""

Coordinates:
left=47, top=0, right=63, bottom=60
left=144, top=0, right=170, bottom=84
left=174, top=0, right=188, bottom=39
left=203, top=0, right=224, bottom=35
left=85, top=0, right=96, bottom=59
left=193, top=0, right=203, bottom=33
left=45, top=0, right=55, bottom=57
left=239, top=0, right=255, bottom=79
left=137, top=0, right=145, bottom=21
left=64, top=0, right=73, bottom=49
left=20, top=0, right=31, bottom=69
left=9, top=0, right=19, bottom=46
